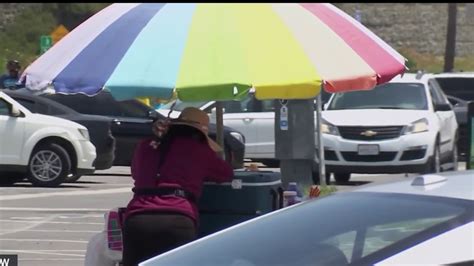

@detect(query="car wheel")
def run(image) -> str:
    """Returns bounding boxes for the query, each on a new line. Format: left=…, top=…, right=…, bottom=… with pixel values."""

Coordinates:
left=27, top=143, right=71, bottom=187
left=430, top=142, right=441, bottom=173
left=334, top=173, right=351, bottom=184
left=449, top=140, right=459, bottom=171
left=64, top=174, right=83, bottom=183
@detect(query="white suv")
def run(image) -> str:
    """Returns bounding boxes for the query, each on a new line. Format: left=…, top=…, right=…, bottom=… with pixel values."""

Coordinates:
left=322, top=73, right=458, bottom=182
left=0, top=91, right=96, bottom=187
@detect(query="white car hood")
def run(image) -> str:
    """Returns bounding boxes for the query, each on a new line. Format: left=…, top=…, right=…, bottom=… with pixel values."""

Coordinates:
left=322, top=109, right=430, bottom=126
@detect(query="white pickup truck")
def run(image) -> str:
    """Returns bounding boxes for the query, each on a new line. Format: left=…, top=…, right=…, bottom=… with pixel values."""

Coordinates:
left=0, top=91, right=96, bottom=187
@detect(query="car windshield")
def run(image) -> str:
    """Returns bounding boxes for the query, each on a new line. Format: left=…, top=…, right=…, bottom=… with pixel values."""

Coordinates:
left=161, top=99, right=207, bottom=111
left=435, top=77, right=474, bottom=101
left=143, top=192, right=472, bottom=266
left=327, top=83, right=428, bottom=110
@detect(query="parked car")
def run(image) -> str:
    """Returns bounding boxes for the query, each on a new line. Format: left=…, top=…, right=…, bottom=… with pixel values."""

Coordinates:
left=434, top=72, right=474, bottom=160
left=0, top=91, right=96, bottom=186
left=4, top=90, right=116, bottom=182
left=141, top=170, right=474, bottom=266
left=321, top=73, right=459, bottom=183
left=158, top=91, right=285, bottom=168
left=44, top=91, right=246, bottom=169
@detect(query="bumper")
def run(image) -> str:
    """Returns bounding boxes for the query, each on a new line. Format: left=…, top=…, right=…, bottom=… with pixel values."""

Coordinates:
left=94, top=149, right=115, bottom=170
left=76, top=139, right=97, bottom=171
left=93, top=135, right=116, bottom=170
left=322, top=131, right=436, bottom=174
left=230, top=148, right=245, bottom=169
left=325, top=163, right=429, bottom=174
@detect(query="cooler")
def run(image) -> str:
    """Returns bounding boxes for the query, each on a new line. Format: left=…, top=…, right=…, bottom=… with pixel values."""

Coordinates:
left=198, top=170, right=283, bottom=237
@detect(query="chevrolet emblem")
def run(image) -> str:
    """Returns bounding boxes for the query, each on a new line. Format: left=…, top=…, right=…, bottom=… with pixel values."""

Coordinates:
left=361, top=130, right=378, bottom=137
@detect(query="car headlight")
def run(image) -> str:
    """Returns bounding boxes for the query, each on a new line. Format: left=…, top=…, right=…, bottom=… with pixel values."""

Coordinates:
left=404, top=118, right=429, bottom=134
left=78, top=128, right=90, bottom=140
left=230, top=132, right=245, bottom=143
left=321, top=119, right=340, bottom=136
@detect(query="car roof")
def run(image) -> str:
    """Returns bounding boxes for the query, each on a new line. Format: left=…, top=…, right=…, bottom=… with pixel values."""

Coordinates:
left=433, top=72, right=474, bottom=78
left=353, top=170, right=474, bottom=200
left=3, top=90, right=80, bottom=114
left=389, top=72, right=435, bottom=84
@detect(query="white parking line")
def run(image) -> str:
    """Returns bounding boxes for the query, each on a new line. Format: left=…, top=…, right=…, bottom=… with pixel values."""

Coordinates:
left=20, top=259, right=84, bottom=261
left=0, top=207, right=110, bottom=212
left=0, top=187, right=131, bottom=201
left=0, top=219, right=103, bottom=225
left=3, top=249, right=84, bottom=257
left=0, top=229, right=101, bottom=233
left=0, top=214, right=58, bottom=236
left=0, top=238, right=88, bottom=243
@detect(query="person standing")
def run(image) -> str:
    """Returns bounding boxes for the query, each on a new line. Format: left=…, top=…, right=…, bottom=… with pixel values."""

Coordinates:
left=0, top=60, right=23, bottom=90
left=122, top=107, right=233, bottom=266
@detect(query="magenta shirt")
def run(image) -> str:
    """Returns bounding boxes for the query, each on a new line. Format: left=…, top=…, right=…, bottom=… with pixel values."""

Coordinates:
left=124, top=137, right=233, bottom=225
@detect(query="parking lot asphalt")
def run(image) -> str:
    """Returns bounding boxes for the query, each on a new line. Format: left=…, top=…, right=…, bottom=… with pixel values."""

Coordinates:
left=0, top=163, right=466, bottom=266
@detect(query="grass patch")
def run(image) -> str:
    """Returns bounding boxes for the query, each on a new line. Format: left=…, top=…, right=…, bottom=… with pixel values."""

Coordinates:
left=398, top=47, right=474, bottom=73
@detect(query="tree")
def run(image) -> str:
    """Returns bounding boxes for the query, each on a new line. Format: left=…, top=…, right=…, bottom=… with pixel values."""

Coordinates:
left=443, top=3, right=457, bottom=72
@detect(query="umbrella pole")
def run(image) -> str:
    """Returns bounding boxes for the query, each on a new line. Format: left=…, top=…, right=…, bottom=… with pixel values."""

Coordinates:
left=316, top=88, right=326, bottom=186
left=215, top=101, right=225, bottom=159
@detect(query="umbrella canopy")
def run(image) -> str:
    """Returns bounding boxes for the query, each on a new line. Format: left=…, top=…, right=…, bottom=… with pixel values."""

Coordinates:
left=22, top=3, right=406, bottom=102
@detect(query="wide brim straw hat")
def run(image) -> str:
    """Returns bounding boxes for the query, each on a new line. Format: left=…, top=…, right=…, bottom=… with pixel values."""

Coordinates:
left=170, top=107, right=222, bottom=152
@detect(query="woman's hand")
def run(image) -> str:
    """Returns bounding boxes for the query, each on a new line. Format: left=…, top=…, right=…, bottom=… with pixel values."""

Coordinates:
left=152, top=118, right=171, bottom=139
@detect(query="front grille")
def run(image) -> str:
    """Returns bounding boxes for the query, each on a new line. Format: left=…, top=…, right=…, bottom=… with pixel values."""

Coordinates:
left=338, top=126, right=404, bottom=141
left=400, top=149, right=426, bottom=161
left=341, top=152, right=397, bottom=162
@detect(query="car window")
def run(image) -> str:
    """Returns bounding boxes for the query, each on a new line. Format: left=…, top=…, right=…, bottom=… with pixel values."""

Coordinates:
left=328, top=83, right=428, bottom=110
left=146, top=192, right=472, bottom=266
left=435, top=77, right=474, bottom=101
left=12, top=98, right=36, bottom=112
left=0, top=98, right=10, bottom=116
left=430, top=79, right=450, bottom=105
left=261, top=99, right=276, bottom=112
left=428, top=79, right=450, bottom=106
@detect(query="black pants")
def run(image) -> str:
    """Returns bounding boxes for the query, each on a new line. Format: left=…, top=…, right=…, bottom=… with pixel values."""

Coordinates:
left=122, top=212, right=197, bottom=266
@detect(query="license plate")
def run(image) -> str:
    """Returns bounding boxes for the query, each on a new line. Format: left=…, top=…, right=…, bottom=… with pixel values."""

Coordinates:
left=358, top=144, right=379, bottom=155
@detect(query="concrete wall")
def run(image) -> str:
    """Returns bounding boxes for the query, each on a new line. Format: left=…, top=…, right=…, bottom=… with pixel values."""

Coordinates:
left=1, top=3, right=473, bottom=56
left=335, top=3, right=474, bottom=56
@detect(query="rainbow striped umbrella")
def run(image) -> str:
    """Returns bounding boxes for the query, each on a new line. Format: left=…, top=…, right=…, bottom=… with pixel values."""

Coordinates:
left=22, top=3, right=406, bottom=101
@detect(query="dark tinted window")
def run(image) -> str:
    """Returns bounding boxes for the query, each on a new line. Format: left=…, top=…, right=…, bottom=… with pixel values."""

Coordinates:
left=13, top=98, right=36, bottom=112
left=435, top=77, right=474, bottom=101
left=328, top=83, right=428, bottom=110
left=0, top=98, right=10, bottom=115
left=145, top=192, right=472, bottom=266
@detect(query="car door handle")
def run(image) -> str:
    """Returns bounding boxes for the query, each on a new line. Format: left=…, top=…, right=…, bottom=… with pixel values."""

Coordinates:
left=243, top=118, right=253, bottom=123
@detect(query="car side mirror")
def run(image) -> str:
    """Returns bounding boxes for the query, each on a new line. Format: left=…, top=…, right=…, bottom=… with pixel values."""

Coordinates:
left=9, top=105, right=22, bottom=117
left=434, top=103, right=452, bottom=112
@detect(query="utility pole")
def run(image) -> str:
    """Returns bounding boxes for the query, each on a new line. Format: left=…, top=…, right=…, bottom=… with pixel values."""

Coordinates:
left=443, top=3, right=457, bottom=72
